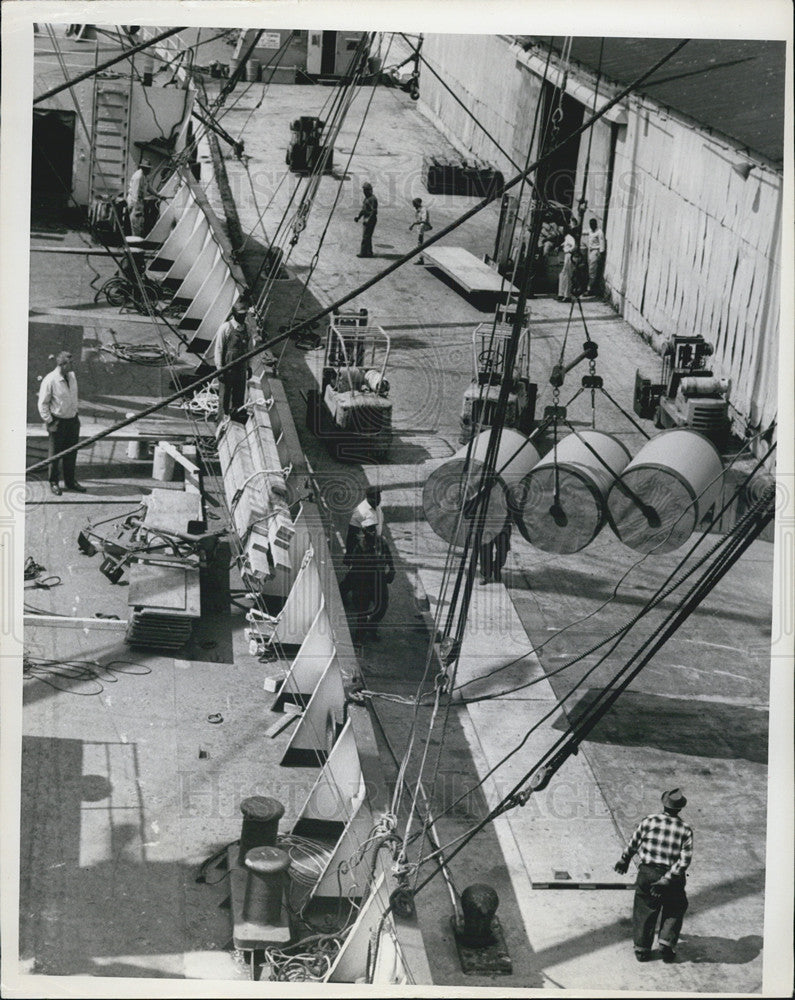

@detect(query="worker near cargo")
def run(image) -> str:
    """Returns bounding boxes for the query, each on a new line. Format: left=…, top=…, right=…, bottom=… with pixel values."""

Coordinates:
left=408, top=197, right=432, bottom=263
left=340, top=524, right=394, bottom=643
left=126, top=157, right=163, bottom=237
left=557, top=225, right=578, bottom=302
left=38, top=351, right=86, bottom=495
left=540, top=213, right=563, bottom=256
left=354, top=182, right=378, bottom=258
left=614, top=788, right=693, bottom=964
left=345, top=485, right=384, bottom=558
left=479, top=521, right=511, bottom=584
left=213, top=298, right=251, bottom=418
left=586, top=217, right=606, bottom=296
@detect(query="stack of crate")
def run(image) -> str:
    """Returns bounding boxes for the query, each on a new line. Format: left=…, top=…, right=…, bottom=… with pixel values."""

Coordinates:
left=422, top=154, right=504, bottom=197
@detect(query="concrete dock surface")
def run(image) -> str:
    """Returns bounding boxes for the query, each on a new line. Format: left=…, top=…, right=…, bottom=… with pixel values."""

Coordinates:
left=14, top=72, right=780, bottom=994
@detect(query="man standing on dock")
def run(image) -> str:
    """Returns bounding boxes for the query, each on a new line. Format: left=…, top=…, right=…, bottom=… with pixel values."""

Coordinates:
left=126, top=158, right=161, bottom=238
left=214, top=299, right=251, bottom=418
left=614, top=788, right=693, bottom=964
left=586, top=216, right=606, bottom=296
left=355, top=182, right=378, bottom=258
left=38, top=351, right=85, bottom=495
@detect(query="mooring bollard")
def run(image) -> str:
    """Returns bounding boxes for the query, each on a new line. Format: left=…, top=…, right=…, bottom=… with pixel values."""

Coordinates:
left=239, top=796, right=285, bottom=861
left=242, top=846, right=290, bottom=925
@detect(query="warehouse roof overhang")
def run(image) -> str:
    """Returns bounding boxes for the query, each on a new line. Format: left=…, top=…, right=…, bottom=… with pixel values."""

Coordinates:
left=514, top=36, right=785, bottom=166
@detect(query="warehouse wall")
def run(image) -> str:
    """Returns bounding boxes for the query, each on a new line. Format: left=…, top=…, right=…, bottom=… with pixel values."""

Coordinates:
left=605, top=100, right=782, bottom=434
left=419, top=33, right=527, bottom=176
left=416, top=33, right=782, bottom=438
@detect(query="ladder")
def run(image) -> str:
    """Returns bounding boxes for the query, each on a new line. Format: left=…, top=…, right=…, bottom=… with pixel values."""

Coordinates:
left=88, top=67, right=133, bottom=204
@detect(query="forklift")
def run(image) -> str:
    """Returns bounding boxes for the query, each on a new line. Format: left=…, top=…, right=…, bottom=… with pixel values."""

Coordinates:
left=459, top=303, right=537, bottom=444
left=634, top=334, right=731, bottom=443
left=286, top=116, right=334, bottom=174
left=306, top=308, right=393, bottom=461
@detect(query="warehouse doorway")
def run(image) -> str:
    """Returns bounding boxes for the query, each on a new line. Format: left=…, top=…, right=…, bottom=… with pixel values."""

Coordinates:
left=31, top=108, right=75, bottom=213
left=321, top=31, right=337, bottom=75
left=536, top=86, right=584, bottom=213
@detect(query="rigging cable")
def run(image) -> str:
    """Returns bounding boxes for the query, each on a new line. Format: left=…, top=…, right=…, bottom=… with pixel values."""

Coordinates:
left=28, top=38, right=693, bottom=479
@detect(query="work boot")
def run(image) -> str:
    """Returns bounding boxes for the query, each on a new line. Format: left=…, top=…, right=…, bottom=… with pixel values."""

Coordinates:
left=635, top=950, right=651, bottom=963
left=659, top=945, right=676, bottom=964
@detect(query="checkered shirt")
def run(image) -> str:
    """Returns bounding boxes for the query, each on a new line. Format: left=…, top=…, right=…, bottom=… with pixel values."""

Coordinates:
left=621, top=812, right=693, bottom=876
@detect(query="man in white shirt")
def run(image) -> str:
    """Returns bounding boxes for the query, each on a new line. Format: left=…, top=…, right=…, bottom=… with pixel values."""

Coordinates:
left=345, top=486, right=383, bottom=558
left=37, top=351, right=85, bottom=495
left=408, top=197, right=431, bottom=263
left=126, top=158, right=162, bottom=237
left=586, top=217, right=606, bottom=296
left=213, top=300, right=251, bottom=418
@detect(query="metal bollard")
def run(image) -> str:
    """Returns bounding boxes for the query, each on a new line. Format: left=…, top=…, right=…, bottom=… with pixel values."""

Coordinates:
left=459, top=884, right=499, bottom=946
left=242, top=846, right=290, bottom=925
left=239, top=796, right=285, bottom=861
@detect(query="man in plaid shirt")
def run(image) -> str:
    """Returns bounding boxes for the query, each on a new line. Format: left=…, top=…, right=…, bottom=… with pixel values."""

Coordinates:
left=615, top=788, right=693, bottom=963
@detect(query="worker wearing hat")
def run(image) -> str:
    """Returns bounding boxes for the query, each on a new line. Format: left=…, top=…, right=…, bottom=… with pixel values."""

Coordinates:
left=354, top=182, right=378, bottom=258
left=126, top=156, right=163, bottom=237
left=213, top=297, right=252, bottom=419
left=615, top=788, right=693, bottom=963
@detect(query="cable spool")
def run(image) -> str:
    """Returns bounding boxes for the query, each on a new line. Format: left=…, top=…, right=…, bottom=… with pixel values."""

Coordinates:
left=606, top=428, right=724, bottom=553
left=514, top=431, right=631, bottom=553
left=422, top=429, right=540, bottom=547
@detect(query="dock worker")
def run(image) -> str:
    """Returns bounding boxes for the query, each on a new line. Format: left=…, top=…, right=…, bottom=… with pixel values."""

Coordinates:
left=479, top=520, right=511, bottom=584
left=354, top=182, right=378, bottom=258
left=586, top=217, right=606, bottom=296
left=557, top=226, right=577, bottom=303
left=614, top=787, right=693, bottom=964
left=345, top=485, right=384, bottom=558
left=126, top=157, right=163, bottom=237
left=340, top=524, right=394, bottom=643
left=37, top=351, right=85, bottom=496
left=213, top=298, right=251, bottom=418
left=408, top=197, right=432, bottom=263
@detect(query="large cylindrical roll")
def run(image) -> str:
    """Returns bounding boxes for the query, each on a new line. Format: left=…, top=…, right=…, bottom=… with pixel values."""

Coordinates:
left=423, top=429, right=540, bottom=546
left=515, top=431, right=632, bottom=553
left=607, top=428, right=724, bottom=553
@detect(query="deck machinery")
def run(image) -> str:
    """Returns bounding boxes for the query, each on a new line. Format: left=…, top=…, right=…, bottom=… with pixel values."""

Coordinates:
left=306, top=308, right=393, bottom=461
left=460, top=305, right=537, bottom=444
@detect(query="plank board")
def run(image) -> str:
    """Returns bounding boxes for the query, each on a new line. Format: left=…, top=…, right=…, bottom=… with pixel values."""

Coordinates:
left=143, top=488, right=203, bottom=536
left=421, top=246, right=520, bottom=295
left=127, top=562, right=201, bottom=615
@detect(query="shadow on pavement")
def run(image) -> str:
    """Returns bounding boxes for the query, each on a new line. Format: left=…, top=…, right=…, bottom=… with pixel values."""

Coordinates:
left=560, top=689, right=768, bottom=763
left=678, top=933, right=763, bottom=964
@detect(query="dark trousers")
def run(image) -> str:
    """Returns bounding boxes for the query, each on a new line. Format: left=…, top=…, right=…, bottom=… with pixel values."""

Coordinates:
left=340, top=564, right=388, bottom=639
left=633, top=863, right=688, bottom=953
left=47, top=415, right=80, bottom=486
left=360, top=217, right=377, bottom=256
left=219, top=371, right=246, bottom=416
left=479, top=529, right=510, bottom=582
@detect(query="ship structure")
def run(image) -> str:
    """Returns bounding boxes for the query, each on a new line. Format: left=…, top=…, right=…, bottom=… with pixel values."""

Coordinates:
left=5, top=15, right=791, bottom=995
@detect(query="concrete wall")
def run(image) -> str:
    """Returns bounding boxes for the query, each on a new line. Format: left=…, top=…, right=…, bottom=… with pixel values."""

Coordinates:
left=416, top=33, right=781, bottom=437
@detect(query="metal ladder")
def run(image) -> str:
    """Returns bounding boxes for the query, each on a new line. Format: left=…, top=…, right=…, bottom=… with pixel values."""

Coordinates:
left=88, top=64, right=133, bottom=204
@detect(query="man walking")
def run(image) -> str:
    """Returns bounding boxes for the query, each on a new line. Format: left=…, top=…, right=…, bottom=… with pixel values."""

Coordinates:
left=615, top=788, right=693, bottom=963
left=354, top=182, right=378, bottom=258
left=586, top=216, right=606, bottom=296
left=38, top=351, right=85, bottom=495
left=213, top=299, right=251, bottom=418
left=408, top=197, right=431, bottom=263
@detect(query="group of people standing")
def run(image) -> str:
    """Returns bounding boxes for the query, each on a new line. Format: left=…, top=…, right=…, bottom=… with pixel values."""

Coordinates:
left=555, top=215, right=606, bottom=302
